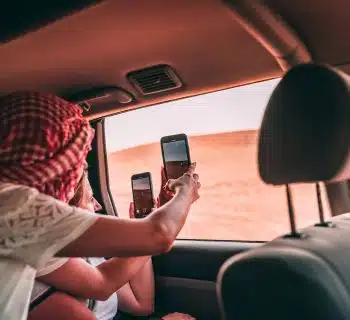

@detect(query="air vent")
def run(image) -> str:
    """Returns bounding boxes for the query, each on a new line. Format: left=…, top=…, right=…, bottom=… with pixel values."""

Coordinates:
left=128, top=65, right=182, bottom=95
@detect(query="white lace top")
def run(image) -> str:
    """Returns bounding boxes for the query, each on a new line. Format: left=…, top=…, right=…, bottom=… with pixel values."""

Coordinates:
left=0, top=182, right=98, bottom=320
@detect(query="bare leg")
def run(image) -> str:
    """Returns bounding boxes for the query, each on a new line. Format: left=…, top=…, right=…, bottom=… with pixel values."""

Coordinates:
left=28, top=292, right=96, bottom=320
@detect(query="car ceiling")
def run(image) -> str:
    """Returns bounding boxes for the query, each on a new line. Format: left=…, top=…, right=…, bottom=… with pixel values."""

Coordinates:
left=0, top=0, right=349, bottom=119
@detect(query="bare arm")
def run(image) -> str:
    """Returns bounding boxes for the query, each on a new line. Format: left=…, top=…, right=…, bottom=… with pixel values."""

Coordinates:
left=57, top=171, right=198, bottom=258
left=28, top=291, right=95, bottom=320
left=117, top=259, right=155, bottom=316
left=38, top=165, right=198, bottom=303
left=38, top=256, right=150, bottom=301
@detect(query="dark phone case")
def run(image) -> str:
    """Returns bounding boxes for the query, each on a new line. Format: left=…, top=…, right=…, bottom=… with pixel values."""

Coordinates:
left=160, top=133, right=191, bottom=180
left=131, top=172, right=154, bottom=219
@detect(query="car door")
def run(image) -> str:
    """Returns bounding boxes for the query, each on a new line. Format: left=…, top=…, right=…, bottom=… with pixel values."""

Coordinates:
left=153, top=240, right=261, bottom=319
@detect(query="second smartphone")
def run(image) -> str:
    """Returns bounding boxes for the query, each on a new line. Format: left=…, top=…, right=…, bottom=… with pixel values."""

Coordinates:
left=131, top=172, right=154, bottom=218
left=161, top=133, right=191, bottom=180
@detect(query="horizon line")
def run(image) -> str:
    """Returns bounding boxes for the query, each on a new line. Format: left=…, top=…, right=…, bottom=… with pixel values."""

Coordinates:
left=107, top=128, right=258, bottom=153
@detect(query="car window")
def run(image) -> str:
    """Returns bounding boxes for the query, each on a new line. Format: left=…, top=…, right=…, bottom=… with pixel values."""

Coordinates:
left=105, top=79, right=331, bottom=241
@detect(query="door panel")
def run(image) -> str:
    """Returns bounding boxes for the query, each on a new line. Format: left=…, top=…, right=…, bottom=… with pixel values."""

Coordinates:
left=153, top=240, right=262, bottom=319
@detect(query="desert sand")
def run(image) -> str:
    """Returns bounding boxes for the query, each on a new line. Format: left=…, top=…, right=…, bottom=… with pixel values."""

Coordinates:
left=107, top=130, right=330, bottom=241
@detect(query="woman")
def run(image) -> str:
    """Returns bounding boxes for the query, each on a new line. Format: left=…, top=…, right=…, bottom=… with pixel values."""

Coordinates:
left=0, top=92, right=200, bottom=320
left=29, top=167, right=194, bottom=320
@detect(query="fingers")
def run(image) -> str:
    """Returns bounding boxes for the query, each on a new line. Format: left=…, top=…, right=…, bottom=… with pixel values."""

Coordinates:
left=156, top=197, right=160, bottom=208
left=185, top=162, right=197, bottom=176
left=129, top=202, right=135, bottom=219
left=160, top=166, right=167, bottom=187
left=165, top=179, right=175, bottom=190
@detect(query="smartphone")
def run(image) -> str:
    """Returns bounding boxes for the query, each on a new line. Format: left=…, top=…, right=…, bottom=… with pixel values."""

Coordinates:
left=131, top=172, right=154, bottom=218
left=161, top=133, right=191, bottom=180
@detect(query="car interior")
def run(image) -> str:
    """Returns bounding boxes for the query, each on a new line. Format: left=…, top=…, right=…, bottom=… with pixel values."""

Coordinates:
left=2, top=1, right=350, bottom=319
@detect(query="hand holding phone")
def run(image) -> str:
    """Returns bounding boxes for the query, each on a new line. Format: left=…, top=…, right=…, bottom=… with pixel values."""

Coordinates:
left=158, top=166, right=175, bottom=207
left=131, top=172, right=154, bottom=219
left=165, top=162, right=200, bottom=204
left=161, top=134, right=191, bottom=180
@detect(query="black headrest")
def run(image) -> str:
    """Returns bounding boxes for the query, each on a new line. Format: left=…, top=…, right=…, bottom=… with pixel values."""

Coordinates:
left=258, top=63, right=350, bottom=185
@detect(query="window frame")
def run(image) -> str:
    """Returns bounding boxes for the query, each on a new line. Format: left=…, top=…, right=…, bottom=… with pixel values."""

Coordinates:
left=99, top=84, right=349, bottom=241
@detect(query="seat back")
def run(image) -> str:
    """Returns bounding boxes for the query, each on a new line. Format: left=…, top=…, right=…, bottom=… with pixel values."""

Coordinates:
left=218, top=216, right=350, bottom=320
left=217, top=64, right=350, bottom=320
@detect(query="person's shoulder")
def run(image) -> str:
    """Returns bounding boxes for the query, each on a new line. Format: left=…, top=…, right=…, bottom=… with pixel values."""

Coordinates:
left=0, top=182, right=39, bottom=216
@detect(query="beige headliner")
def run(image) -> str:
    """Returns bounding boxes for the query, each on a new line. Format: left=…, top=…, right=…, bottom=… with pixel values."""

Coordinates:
left=0, top=0, right=349, bottom=119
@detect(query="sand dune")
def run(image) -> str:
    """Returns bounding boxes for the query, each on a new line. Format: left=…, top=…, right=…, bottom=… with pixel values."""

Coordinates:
left=107, top=130, right=330, bottom=241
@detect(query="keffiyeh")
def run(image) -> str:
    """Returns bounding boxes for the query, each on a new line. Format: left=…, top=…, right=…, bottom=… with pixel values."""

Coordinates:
left=0, top=92, right=94, bottom=202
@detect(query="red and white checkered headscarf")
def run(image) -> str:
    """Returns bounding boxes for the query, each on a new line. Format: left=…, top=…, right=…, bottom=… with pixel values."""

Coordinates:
left=0, top=92, right=95, bottom=203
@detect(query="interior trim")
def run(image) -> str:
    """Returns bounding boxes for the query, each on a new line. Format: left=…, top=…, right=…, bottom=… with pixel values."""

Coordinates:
left=93, top=120, right=116, bottom=216
left=86, top=75, right=280, bottom=121
left=223, top=0, right=311, bottom=70
left=156, top=276, right=215, bottom=291
left=154, top=240, right=262, bottom=282
left=100, top=119, right=118, bottom=216
left=155, top=276, right=219, bottom=320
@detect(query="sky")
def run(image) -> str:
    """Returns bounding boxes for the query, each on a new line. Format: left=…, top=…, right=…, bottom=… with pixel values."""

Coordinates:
left=163, top=140, right=188, bottom=162
left=105, top=78, right=280, bottom=152
left=132, top=177, right=150, bottom=190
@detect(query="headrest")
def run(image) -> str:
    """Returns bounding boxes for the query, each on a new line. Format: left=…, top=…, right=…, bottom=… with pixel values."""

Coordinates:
left=258, top=63, right=350, bottom=185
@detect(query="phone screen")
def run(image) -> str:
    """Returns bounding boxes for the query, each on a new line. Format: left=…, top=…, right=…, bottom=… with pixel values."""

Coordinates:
left=162, top=139, right=190, bottom=180
left=132, top=174, right=153, bottom=218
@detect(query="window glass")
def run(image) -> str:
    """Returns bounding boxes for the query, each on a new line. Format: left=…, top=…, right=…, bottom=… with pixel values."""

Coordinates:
left=105, top=79, right=331, bottom=241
